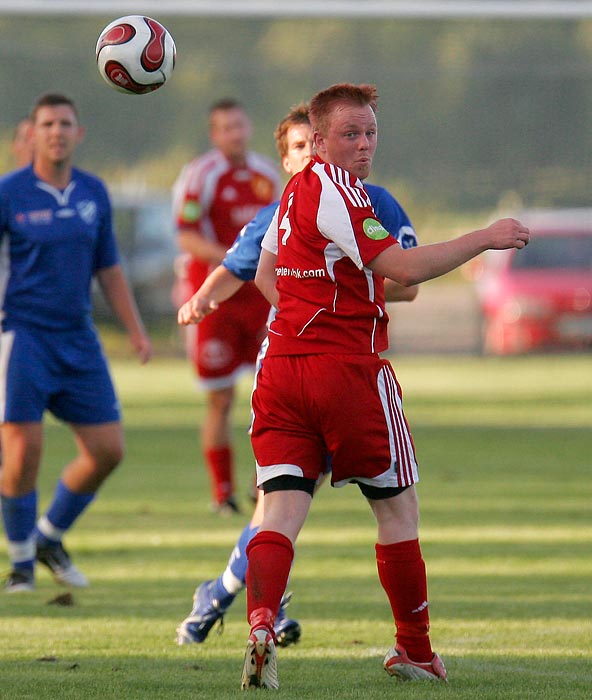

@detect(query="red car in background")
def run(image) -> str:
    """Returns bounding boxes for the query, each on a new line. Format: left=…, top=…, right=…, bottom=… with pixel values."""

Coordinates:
left=473, top=209, right=592, bottom=354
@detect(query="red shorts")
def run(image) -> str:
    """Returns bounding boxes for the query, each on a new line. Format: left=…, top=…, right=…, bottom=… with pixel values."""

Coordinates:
left=250, top=354, right=419, bottom=489
left=189, top=282, right=269, bottom=389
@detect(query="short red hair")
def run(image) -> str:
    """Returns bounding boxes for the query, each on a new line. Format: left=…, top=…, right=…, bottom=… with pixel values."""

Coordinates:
left=309, top=83, right=378, bottom=135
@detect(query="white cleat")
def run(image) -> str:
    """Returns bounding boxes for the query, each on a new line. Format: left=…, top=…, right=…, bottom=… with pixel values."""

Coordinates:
left=241, top=627, right=279, bottom=690
left=384, top=644, right=448, bottom=682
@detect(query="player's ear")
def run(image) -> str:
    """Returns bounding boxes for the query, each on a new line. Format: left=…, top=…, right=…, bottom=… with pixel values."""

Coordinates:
left=76, top=125, right=86, bottom=144
left=282, top=155, right=291, bottom=174
left=313, top=131, right=325, bottom=155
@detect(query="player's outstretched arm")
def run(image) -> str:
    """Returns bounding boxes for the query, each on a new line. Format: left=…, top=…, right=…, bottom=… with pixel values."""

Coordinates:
left=96, top=264, right=152, bottom=364
left=177, top=265, right=243, bottom=325
left=370, top=218, right=529, bottom=287
left=255, top=249, right=279, bottom=308
left=384, top=280, right=419, bottom=302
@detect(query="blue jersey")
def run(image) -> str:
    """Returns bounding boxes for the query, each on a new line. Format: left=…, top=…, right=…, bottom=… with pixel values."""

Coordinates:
left=0, top=165, right=119, bottom=331
left=222, top=184, right=417, bottom=281
left=365, top=183, right=418, bottom=250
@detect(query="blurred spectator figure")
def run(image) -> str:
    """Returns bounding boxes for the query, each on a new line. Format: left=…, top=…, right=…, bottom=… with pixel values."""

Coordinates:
left=172, top=98, right=280, bottom=514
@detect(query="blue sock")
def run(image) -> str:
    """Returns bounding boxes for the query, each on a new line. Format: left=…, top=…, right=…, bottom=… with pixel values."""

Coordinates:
left=1, top=491, right=37, bottom=571
left=213, top=522, right=260, bottom=605
left=229, top=521, right=260, bottom=584
left=35, top=480, right=95, bottom=547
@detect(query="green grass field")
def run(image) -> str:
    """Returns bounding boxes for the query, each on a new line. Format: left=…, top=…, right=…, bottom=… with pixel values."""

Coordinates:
left=1, top=354, right=591, bottom=699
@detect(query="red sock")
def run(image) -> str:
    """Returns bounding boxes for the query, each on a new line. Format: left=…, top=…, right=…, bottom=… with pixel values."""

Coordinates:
left=204, top=446, right=233, bottom=504
left=246, top=530, right=294, bottom=630
left=375, top=539, right=433, bottom=662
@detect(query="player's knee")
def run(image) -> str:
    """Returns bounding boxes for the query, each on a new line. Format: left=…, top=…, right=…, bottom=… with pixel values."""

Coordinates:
left=91, top=439, right=124, bottom=477
left=105, top=441, right=124, bottom=471
left=208, top=388, right=234, bottom=415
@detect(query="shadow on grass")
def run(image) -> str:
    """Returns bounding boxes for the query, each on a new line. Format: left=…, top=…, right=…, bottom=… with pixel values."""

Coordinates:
left=2, top=651, right=591, bottom=700
left=2, top=571, right=589, bottom=622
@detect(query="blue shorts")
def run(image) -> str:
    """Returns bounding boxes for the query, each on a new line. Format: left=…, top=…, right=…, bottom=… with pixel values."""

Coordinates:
left=0, top=324, right=120, bottom=424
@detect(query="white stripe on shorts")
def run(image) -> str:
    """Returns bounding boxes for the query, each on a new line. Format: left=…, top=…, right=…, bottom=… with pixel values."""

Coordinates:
left=0, top=330, right=15, bottom=423
left=377, top=364, right=419, bottom=487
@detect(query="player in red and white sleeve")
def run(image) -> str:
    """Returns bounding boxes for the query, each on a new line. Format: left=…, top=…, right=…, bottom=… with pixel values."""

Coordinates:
left=172, top=98, right=281, bottom=514
left=261, top=156, right=396, bottom=357
left=242, top=83, right=530, bottom=690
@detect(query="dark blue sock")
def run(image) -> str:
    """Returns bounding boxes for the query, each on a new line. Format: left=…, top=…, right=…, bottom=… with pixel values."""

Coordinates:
left=1, top=491, right=37, bottom=571
left=35, top=480, right=95, bottom=546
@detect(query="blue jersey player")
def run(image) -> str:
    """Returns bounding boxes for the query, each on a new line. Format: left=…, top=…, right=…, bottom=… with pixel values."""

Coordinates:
left=175, top=105, right=419, bottom=646
left=0, top=93, right=151, bottom=592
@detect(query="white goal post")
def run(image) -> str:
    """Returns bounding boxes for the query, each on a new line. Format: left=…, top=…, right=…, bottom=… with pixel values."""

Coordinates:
left=1, top=1, right=592, bottom=19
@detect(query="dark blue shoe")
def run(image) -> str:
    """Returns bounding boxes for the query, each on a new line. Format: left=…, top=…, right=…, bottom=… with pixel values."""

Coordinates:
left=274, top=591, right=301, bottom=647
left=5, top=568, right=35, bottom=593
left=176, top=580, right=230, bottom=645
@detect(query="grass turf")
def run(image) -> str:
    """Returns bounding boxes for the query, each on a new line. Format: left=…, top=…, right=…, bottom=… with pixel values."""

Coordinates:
left=1, top=354, right=591, bottom=699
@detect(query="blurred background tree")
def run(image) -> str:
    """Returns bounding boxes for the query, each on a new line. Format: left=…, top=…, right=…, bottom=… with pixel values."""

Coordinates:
left=1, top=13, right=591, bottom=220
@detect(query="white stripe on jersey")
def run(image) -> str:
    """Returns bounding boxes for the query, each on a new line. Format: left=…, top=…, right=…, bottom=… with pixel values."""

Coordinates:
left=297, top=307, right=327, bottom=336
left=183, top=150, right=225, bottom=196
left=324, top=241, right=346, bottom=283
left=313, top=162, right=364, bottom=269
left=314, top=164, right=384, bottom=347
left=377, top=364, right=419, bottom=487
left=172, top=152, right=230, bottom=241
left=328, top=163, right=370, bottom=208
left=370, top=316, right=378, bottom=355
left=246, top=152, right=282, bottom=198
left=261, top=206, right=280, bottom=254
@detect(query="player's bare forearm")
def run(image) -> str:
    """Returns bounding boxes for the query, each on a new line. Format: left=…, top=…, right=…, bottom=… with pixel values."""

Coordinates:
left=255, top=248, right=279, bottom=308
left=384, top=279, right=419, bottom=302
left=177, top=228, right=227, bottom=266
left=371, top=218, right=529, bottom=286
left=177, top=265, right=243, bottom=325
left=96, top=265, right=152, bottom=363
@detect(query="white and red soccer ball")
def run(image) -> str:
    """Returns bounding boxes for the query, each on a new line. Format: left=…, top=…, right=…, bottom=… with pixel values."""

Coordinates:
left=96, top=15, right=176, bottom=95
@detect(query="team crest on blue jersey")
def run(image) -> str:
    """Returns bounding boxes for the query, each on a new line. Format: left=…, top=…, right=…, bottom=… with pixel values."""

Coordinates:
left=77, top=200, right=97, bottom=225
left=398, top=226, right=418, bottom=249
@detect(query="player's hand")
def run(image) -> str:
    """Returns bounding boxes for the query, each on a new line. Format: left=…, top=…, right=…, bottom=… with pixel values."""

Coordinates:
left=177, top=296, right=219, bottom=325
left=130, top=331, right=152, bottom=364
left=484, top=218, right=530, bottom=250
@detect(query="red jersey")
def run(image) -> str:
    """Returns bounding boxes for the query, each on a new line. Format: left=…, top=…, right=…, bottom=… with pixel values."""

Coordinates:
left=262, top=155, right=398, bottom=356
left=174, top=148, right=280, bottom=291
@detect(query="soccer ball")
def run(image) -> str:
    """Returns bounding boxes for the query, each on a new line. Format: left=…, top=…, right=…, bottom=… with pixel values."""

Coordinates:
left=96, top=15, right=176, bottom=95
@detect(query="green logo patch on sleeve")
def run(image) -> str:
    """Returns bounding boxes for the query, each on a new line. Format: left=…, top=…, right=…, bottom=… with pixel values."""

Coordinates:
left=363, top=218, right=389, bottom=240
left=182, top=201, right=201, bottom=222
